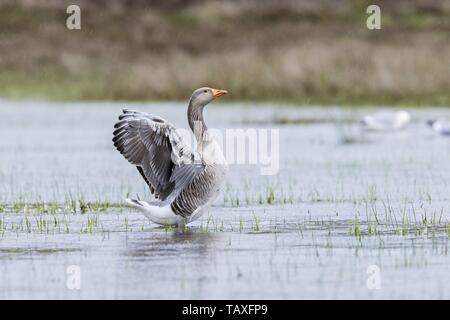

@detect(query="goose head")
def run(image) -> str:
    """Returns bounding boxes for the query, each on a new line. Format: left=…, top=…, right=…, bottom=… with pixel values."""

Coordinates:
left=187, top=87, right=228, bottom=138
left=190, top=87, right=228, bottom=107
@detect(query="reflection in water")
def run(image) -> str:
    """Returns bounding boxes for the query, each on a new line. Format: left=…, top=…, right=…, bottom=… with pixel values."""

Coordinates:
left=124, top=227, right=217, bottom=259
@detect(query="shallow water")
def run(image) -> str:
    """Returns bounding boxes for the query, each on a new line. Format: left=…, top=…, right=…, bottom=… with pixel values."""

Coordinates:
left=0, top=100, right=449, bottom=299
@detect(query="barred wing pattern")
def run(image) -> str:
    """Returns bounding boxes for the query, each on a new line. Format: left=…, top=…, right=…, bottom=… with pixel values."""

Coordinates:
left=171, top=164, right=226, bottom=218
left=113, top=109, right=204, bottom=203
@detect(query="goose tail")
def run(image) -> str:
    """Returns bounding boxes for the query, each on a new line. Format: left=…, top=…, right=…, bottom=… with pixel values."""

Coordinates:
left=125, top=198, right=184, bottom=226
left=125, top=198, right=148, bottom=210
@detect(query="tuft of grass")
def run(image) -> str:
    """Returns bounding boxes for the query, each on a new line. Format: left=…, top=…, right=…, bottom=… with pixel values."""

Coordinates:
left=79, top=197, right=88, bottom=214
left=13, top=197, right=26, bottom=214
left=0, top=216, right=4, bottom=235
left=252, top=212, right=260, bottom=232
left=367, top=224, right=376, bottom=236
left=164, top=223, right=173, bottom=232
left=239, top=216, right=244, bottom=233
left=266, top=189, right=275, bottom=205
left=258, top=194, right=263, bottom=205
left=351, top=219, right=361, bottom=237
left=25, top=217, right=32, bottom=233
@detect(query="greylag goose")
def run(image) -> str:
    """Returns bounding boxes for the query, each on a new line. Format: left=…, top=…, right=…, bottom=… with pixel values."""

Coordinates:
left=361, top=110, right=411, bottom=131
left=427, top=119, right=450, bottom=136
left=113, top=87, right=228, bottom=226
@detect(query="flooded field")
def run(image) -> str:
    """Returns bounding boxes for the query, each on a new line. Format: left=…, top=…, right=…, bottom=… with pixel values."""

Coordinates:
left=0, top=100, right=449, bottom=299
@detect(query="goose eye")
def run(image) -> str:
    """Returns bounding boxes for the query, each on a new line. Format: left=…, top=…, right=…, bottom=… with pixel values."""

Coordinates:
left=204, top=90, right=208, bottom=93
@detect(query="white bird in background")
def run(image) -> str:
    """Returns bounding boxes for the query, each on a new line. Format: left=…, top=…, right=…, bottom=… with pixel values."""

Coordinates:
left=361, top=110, right=411, bottom=131
left=113, top=87, right=229, bottom=226
left=427, top=119, right=450, bottom=136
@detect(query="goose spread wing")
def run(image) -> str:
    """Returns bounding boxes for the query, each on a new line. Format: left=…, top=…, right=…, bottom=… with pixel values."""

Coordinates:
left=113, top=109, right=204, bottom=201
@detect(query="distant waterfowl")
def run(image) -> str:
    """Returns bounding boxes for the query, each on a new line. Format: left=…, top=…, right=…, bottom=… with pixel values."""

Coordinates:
left=427, top=119, right=450, bottom=136
left=361, top=110, right=411, bottom=131
left=113, top=87, right=228, bottom=226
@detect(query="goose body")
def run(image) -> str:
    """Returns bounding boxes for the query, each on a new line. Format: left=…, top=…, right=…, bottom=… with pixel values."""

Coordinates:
left=113, top=87, right=228, bottom=226
left=361, top=110, right=411, bottom=131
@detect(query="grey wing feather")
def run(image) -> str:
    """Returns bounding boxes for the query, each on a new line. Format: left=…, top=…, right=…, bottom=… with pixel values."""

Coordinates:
left=171, top=164, right=225, bottom=218
left=113, top=109, right=203, bottom=201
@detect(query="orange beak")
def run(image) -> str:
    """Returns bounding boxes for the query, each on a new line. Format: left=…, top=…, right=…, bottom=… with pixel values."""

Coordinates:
left=211, top=88, right=228, bottom=98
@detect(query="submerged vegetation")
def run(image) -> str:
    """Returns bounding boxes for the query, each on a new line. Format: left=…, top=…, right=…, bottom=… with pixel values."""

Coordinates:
left=0, top=195, right=120, bottom=216
left=1, top=0, right=450, bottom=105
left=0, top=187, right=448, bottom=241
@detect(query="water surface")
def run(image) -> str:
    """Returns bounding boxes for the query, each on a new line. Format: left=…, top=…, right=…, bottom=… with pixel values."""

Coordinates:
left=0, top=100, right=449, bottom=299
